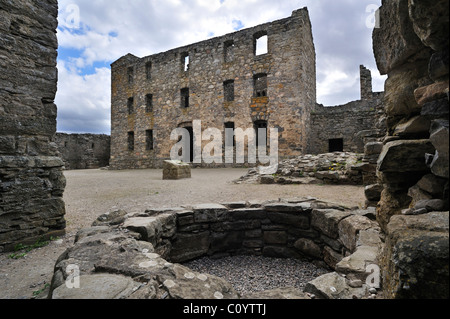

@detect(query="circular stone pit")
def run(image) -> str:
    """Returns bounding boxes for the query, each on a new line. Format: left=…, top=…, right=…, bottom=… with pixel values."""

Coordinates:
left=183, top=255, right=329, bottom=297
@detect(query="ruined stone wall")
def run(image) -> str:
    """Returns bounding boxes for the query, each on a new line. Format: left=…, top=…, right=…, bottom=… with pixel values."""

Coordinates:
left=373, top=0, right=449, bottom=299
left=110, top=8, right=316, bottom=169
left=0, top=0, right=66, bottom=252
left=55, top=133, right=111, bottom=170
left=308, top=66, right=386, bottom=155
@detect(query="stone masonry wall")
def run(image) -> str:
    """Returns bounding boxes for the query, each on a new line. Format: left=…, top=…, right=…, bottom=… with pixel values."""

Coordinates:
left=110, top=8, right=316, bottom=169
left=55, top=133, right=110, bottom=170
left=48, top=198, right=382, bottom=299
left=373, top=0, right=449, bottom=299
left=308, top=66, right=386, bottom=155
left=0, top=0, right=66, bottom=252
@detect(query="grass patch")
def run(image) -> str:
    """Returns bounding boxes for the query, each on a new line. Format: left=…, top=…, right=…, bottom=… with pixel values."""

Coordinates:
left=8, top=237, right=59, bottom=259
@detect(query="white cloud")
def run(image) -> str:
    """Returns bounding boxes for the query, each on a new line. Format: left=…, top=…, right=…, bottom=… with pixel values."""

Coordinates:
left=55, top=0, right=385, bottom=134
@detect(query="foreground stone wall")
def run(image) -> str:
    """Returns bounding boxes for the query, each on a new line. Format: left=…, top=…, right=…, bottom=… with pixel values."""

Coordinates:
left=0, top=0, right=66, bottom=252
left=373, top=0, right=449, bottom=298
left=110, top=8, right=316, bottom=169
left=55, top=133, right=110, bottom=170
left=49, top=198, right=383, bottom=299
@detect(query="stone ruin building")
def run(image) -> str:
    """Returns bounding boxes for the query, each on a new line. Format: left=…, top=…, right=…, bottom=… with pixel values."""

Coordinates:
left=110, top=9, right=315, bottom=169
left=0, top=0, right=448, bottom=300
left=110, top=9, right=386, bottom=169
left=55, top=133, right=110, bottom=170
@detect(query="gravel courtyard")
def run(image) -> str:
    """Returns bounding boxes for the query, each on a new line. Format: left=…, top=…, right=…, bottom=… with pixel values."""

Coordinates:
left=0, top=168, right=365, bottom=299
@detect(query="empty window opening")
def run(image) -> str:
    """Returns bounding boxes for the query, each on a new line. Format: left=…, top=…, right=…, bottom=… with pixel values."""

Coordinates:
left=127, top=67, right=134, bottom=84
left=225, top=122, right=236, bottom=147
left=224, top=40, right=235, bottom=63
left=181, top=88, right=190, bottom=108
left=181, top=52, right=190, bottom=72
left=329, top=138, right=344, bottom=152
left=146, top=62, right=152, bottom=80
left=146, top=130, right=154, bottom=151
left=146, top=94, right=153, bottom=113
left=91, top=143, right=95, bottom=149
left=254, top=33, right=268, bottom=56
left=128, top=132, right=135, bottom=151
left=254, top=74, right=268, bottom=97
left=127, top=97, right=134, bottom=115
left=254, top=120, right=268, bottom=147
left=223, top=80, right=235, bottom=102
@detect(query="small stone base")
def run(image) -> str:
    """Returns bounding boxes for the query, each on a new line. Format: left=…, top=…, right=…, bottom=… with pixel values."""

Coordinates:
left=162, top=160, right=191, bottom=180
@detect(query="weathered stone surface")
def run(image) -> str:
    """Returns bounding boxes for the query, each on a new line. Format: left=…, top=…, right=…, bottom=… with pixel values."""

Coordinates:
left=416, top=174, right=448, bottom=197
left=294, top=238, right=322, bottom=259
left=365, top=184, right=383, bottom=202
left=193, top=203, right=228, bottom=223
left=311, top=209, right=352, bottom=239
left=373, top=0, right=428, bottom=75
left=392, top=115, right=430, bottom=138
left=124, top=217, right=162, bottom=244
left=322, top=246, right=343, bottom=269
left=304, top=272, right=368, bottom=299
left=162, top=160, right=191, bottom=180
left=335, top=246, right=379, bottom=281
left=338, top=215, right=375, bottom=252
left=52, top=274, right=137, bottom=299
left=170, top=232, right=210, bottom=263
left=382, top=212, right=449, bottom=299
left=92, top=210, right=128, bottom=227
left=429, top=120, right=449, bottom=178
left=421, top=98, right=450, bottom=120
left=0, top=0, right=65, bottom=252
left=429, top=50, right=449, bottom=82
left=414, top=81, right=449, bottom=106
left=263, top=231, right=287, bottom=245
left=408, top=0, right=450, bottom=51
left=377, top=139, right=435, bottom=173
left=260, top=175, right=275, bottom=184
left=55, top=133, right=110, bottom=170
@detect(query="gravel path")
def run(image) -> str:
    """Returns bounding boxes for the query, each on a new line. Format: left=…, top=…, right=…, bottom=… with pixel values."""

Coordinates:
left=0, top=168, right=365, bottom=299
left=183, top=255, right=329, bottom=297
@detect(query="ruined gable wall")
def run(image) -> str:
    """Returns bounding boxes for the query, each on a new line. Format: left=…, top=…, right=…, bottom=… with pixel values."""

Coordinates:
left=55, top=133, right=111, bottom=170
left=110, top=8, right=315, bottom=169
left=0, top=0, right=66, bottom=252
left=308, top=66, right=386, bottom=155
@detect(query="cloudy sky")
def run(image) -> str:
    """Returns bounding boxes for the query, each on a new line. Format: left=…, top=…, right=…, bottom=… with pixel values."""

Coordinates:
left=56, top=0, right=386, bottom=134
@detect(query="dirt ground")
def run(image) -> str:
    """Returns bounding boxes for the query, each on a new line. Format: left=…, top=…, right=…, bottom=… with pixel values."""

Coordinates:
left=0, top=168, right=366, bottom=299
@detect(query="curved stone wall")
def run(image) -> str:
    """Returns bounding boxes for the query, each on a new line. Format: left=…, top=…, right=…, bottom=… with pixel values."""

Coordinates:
left=49, top=198, right=383, bottom=299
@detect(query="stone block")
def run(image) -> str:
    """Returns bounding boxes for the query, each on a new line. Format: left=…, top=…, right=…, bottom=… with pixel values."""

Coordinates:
left=294, top=238, right=322, bottom=259
left=304, top=272, right=367, bottom=299
left=429, top=120, right=449, bottom=178
left=193, top=203, right=228, bottom=223
left=377, top=139, right=435, bottom=173
left=311, top=209, right=352, bottom=239
left=338, top=215, right=375, bottom=252
left=421, top=98, right=450, bottom=120
left=382, top=212, right=449, bottom=299
left=267, top=212, right=310, bottom=230
left=335, top=246, right=379, bottom=281
left=263, top=231, right=287, bottom=245
left=429, top=50, right=449, bottom=82
left=170, top=231, right=210, bottom=263
left=52, top=274, right=137, bottom=299
left=416, top=174, right=448, bottom=197
left=162, top=160, right=191, bottom=180
left=364, top=184, right=383, bottom=202
left=123, top=217, right=162, bottom=244
left=392, top=115, right=431, bottom=138
left=372, top=0, right=427, bottom=75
